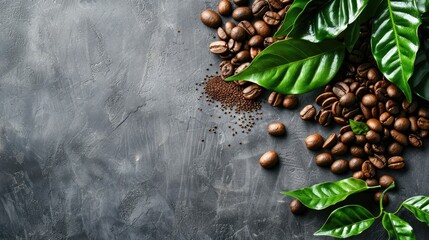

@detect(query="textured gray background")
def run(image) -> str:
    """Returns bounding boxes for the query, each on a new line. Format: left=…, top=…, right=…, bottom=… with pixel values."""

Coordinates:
left=0, top=0, right=428, bottom=239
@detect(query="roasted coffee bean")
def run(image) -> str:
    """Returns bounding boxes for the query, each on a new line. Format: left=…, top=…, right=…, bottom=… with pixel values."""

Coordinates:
left=230, top=26, right=248, bottom=41
left=340, top=125, right=352, bottom=135
left=378, top=102, right=386, bottom=115
left=394, top=117, right=410, bottom=132
left=323, top=133, right=338, bottom=149
left=353, top=170, right=365, bottom=179
left=369, top=154, right=387, bottom=169
left=250, top=47, right=261, bottom=59
left=315, top=152, right=334, bottom=167
left=366, top=118, right=383, bottom=133
left=266, top=0, right=283, bottom=10
left=252, top=0, right=270, bottom=17
left=366, top=178, right=379, bottom=187
left=322, top=97, right=337, bottom=109
left=238, top=21, right=256, bottom=36
left=418, top=107, right=429, bottom=118
left=242, top=84, right=262, bottom=100
left=360, top=103, right=372, bottom=119
left=409, top=116, right=418, bottom=132
left=219, top=52, right=234, bottom=59
left=341, top=131, right=355, bottom=144
left=386, top=100, right=400, bottom=115
left=331, top=159, right=348, bottom=174
left=331, top=142, right=348, bottom=156
left=232, top=50, right=251, bottom=64
left=235, top=62, right=250, bottom=74
left=371, top=106, right=379, bottom=119
left=387, top=156, right=405, bottom=170
left=388, top=142, right=403, bottom=156
left=278, top=6, right=289, bottom=18
left=379, top=175, right=395, bottom=188
left=331, top=101, right=342, bottom=116
left=224, top=21, right=236, bottom=37
left=357, top=63, right=372, bottom=77
left=350, top=146, right=366, bottom=157
left=355, top=86, right=367, bottom=99
left=348, top=50, right=364, bottom=64
left=268, top=92, right=284, bottom=107
left=418, top=117, right=429, bottom=130
left=372, top=144, right=385, bottom=154
left=374, top=192, right=389, bottom=205
left=314, top=110, right=322, bottom=122
left=200, top=9, right=222, bottom=28
left=343, top=107, right=360, bottom=119
left=218, top=0, right=233, bottom=16
left=316, top=92, right=336, bottom=106
left=364, top=142, right=374, bottom=155
left=253, top=20, right=271, bottom=37
left=349, top=82, right=360, bottom=93
left=362, top=160, right=376, bottom=178
left=283, top=95, right=299, bottom=109
left=268, top=122, right=286, bottom=136
left=248, top=35, right=264, bottom=47
left=319, top=110, right=333, bottom=127
left=264, top=37, right=275, bottom=47
left=349, top=157, right=364, bottom=171
left=263, top=11, right=282, bottom=25
left=232, top=7, right=253, bottom=21
left=259, top=150, right=278, bottom=168
left=362, top=94, right=377, bottom=108
left=233, top=0, right=249, bottom=6
left=366, top=130, right=381, bottom=143
left=221, top=62, right=235, bottom=78
left=408, top=134, right=423, bottom=147
left=209, top=41, right=228, bottom=54
left=418, top=129, right=429, bottom=138
left=334, top=117, right=348, bottom=125
left=300, top=105, right=316, bottom=120
left=402, top=100, right=418, bottom=113
left=333, top=82, right=350, bottom=98
left=290, top=199, right=306, bottom=215
left=391, top=129, right=408, bottom=146
left=305, top=134, right=324, bottom=150
left=387, top=84, right=402, bottom=99
left=367, top=68, right=381, bottom=83
left=217, top=27, right=228, bottom=40
left=380, top=112, right=394, bottom=126
left=355, top=135, right=367, bottom=145
left=375, top=88, right=389, bottom=102
left=339, top=92, right=357, bottom=107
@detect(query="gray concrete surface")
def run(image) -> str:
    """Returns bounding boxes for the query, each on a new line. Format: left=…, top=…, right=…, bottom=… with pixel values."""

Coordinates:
left=0, top=0, right=428, bottom=239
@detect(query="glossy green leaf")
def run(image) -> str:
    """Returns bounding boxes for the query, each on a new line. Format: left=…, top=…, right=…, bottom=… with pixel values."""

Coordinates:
left=281, top=178, right=375, bottom=210
left=382, top=213, right=416, bottom=240
left=409, top=49, right=429, bottom=101
left=314, top=205, right=375, bottom=238
left=289, top=0, right=369, bottom=42
left=349, top=119, right=369, bottom=135
left=371, top=0, right=421, bottom=103
left=403, top=196, right=429, bottom=226
left=225, top=39, right=345, bottom=95
left=416, top=0, right=429, bottom=13
left=274, top=0, right=313, bottom=38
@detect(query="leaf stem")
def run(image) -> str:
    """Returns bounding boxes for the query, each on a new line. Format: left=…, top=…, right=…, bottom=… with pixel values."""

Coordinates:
left=378, top=182, right=396, bottom=217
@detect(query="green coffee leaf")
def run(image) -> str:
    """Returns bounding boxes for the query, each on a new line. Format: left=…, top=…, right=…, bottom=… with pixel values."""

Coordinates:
left=409, top=49, right=429, bottom=101
left=225, top=39, right=345, bottom=95
left=371, top=0, right=421, bottom=103
left=314, top=205, right=375, bottom=238
left=274, top=0, right=313, bottom=38
left=403, top=196, right=429, bottom=226
left=349, top=119, right=369, bottom=135
left=416, top=0, right=429, bottom=13
left=281, top=178, right=374, bottom=210
left=382, top=213, right=416, bottom=240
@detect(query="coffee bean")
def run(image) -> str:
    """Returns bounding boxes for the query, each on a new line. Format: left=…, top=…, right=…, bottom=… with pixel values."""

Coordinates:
left=366, top=178, right=379, bottom=187
left=250, top=47, right=261, bottom=59
left=334, top=117, right=348, bottom=125
left=200, top=9, right=222, bottom=28
left=366, top=118, right=382, bottom=133
left=369, top=154, right=387, bottom=169
left=364, top=142, right=374, bottom=155
left=340, top=125, right=352, bottom=135
left=232, top=7, right=253, bottom=21
left=379, top=112, right=394, bottom=127
left=393, top=117, right=410, bottom=132
left=350, top=146, right=366, bottom=157
left=316, top=92, right=337, bottom=106
left=418, top=107, right=429, bottom=118
left=387, top=156, right=405, bottom=170
left=230, top=26, right=248, bottom=41
left=322, top=97, right=337, bottom=109
left=209, top=41, right=228, bottom=54
left=233, top=0, right=248, bottom=6
left=331, top=159, right=348, bottom=174
left=418, top=129, right=429, bottom=138
left=242, top=84, right=262, bottom=100
left=319, top=110, right=333, bottom=127
left=264, top=37, right=275, bottom=47
left=349, top=82, right=360, bottom=93
left=362, top=160, right=376, bottom=178
left=218, top=0, right=233, bottom=16
left=331, top=101, right=342, bottom=116
left=378, top=102, right=387, bottom=115
left=371, top=106, right=379, bottom=119
left=372, top=143, right=385, bottom=154
left=379, top=175, right=395, bottom=188
left=349, top=157, right=364, bottom=171
left=323, top=133, right=338, bottom=149
left=228, top=39, right=242, bottom=53
left=224, top=21, right=236, bottom=37
left=217, top=27, right=228, bottom=41
left=232, top=50, right=251, bottom=64
left=339, top=92, right=357, bottom=107
left=402, top=100, right=418, bottom=113
left=267, top=92, right=284, bottom=107
left=409, top=116, right=418, bottom=132
left=267, top=122, right=286, bottom=136
left=237, top=21, right=255, bottom=37
left=221, top=62, right=234, bottom=78
left=367, top=68, right=381, bottom=83
left=290, top=199, right=306, bottom=215
left=390, top=129, right=408, bottom=146
left=253, top=20, right=271, bottom=37
left=355, top=86, right=367, bottom=99
left=331, top=142, right=348, bottom=156
left=283, top=95, right=299, bottom=109
left=374, top=192, right=389, bottom=205
left=386, top=100, right=400, bottom=115
left=357, top=63, right=372, bottom=77
left=375, top=88, right=389, bottom=102
left=252, top=0, right=269, bottom=17
left=235, top=62, right=250, bottom=74
left=305, top=134, right=324, bottom=150
left=408, top=134, right=423, bottom=147
left=333, top=82, right=350, bottom=98
left=315, top=152, right=333, bottom=167
left=360, top=103, right=372, bottom=119
left=387, top=142, right=403, bottom=155
left=263, top=11, right=281, bottom=25
left=248, top=35, right=264, bottom=47
left=387, top=84, right=402, bottom=99
left=353, top=170, right=365, bottom=179
left=266, top=0, right=283, bottom=10
left=300, top=105, right=316, bottom=120
left=355, top=135, right=367, bottom=146
left=278, top=6, right=289, bottom=18
left=366, top=130, right=381, bottom=143
left=343, top=107, right=360, bottom=119
left=259, top=150, right=279, bottom=168
left=418, top=117, right=429, bottom=130
left=362, top=94, right=377, bottom=108
left=341, top=131, right=355, bottom=144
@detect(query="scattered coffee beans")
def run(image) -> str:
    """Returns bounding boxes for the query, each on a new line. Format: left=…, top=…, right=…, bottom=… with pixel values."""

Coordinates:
left=267, top=122, right=286, bottom=136
left=305, top=134, right=324, bottom=151
left=200, top=10, right=222, bottom=28
left=379, top=175, right=395, bottom=188
left=290, top=199, right=306, bottom=215
left=259, top=150, right=279, bottom=168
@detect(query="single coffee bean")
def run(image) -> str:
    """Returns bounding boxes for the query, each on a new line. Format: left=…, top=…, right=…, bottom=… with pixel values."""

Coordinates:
left=321, top=97, right=337, bottom=109
left=353, top=170, right=365, bottom=179
left=388, top=142, right=403, bottom=156
left=316, top=92, right=336, bottom=106
left=267, top=122, right=286, bottom=136
left=238, top=21, right=256, bottom=37
left=356, top=86, right=367, bottom=99
left=230, top=26, right=248, bottom=41
left=253, top=20, right=271, bottom=37
left=218, top=0, right=233, bottom=16
left=362, top=160, right=376, bottom=178
left=418, top=107, right=429, bottom=118
left=227, top=39, right=242, bottom=53
left=349, top=82, right=360, bottom=93
left=250, top=47, right=261, bottom=59
left=278, top=5, right=289, bottom=18
left=259, top=150, right=278, bottom=168
left=290, top=199, right=306, bottom=215
left=263, top=37, right=275, bottom=47
left=283, top=95, right=299, bottom=109
left=409, top=116, right=419, bottom=132
left=334, top=117, right=348, bottom=125
left=367, top=68, right=381, bottom=83
left=418, top=129, right=429, bottom=138
left=357, top=63, right=372, bottom=77
left=379, top=175, right=395, bottom=188
left=375, top=88, right=389, bottom=102
left=248, top=35, right=264, bottom=47
left=217, top=27, right=228, bottom=41
left=242, top=84, right=262, bottom=100
left=266, top=0, right=283, bottom=10
left=362, top=94, right=377, bottom=108
left=387, top=156, right=405, bottom=170
left=366, top=130, right=381, bottom=143
left=333, top=82, right=350, bottom=98
left=305, top=134, right=324, bottom=150
left=268, top=92, right=284, bottom=107
left=372, top=144, right=385, bottom=154
left=232, top=50, right=251, bottom=64
left=355, top=135, right=367, bottom=146
left=387, top=84, right=402, bottom=99
left=341, top=131, right=355, bottom=144
left=366, top=178, right=379, bottom=187
left=315, top=152, right=334, bottom=167
left=374, top=192, right=389, bottom=205
left=323, top=133, right=338, bottom=149
left=209, top=41, right=228, bottom=54
left=386, top=99, right=400, bottom=115
left=350, top=146, right=366, bottom=157
left=300, top=105, right=316, bottom=120
left=219, top=52, right=234, bottom=59
left=233, top=0, right=248, bottom=6
left=408, top=134, right=423, bottom=147
left=339, top=92, right=357, bottom=107
left=379, top=112, right=394, bottom=126
left=390, top=129, right=408, bottom=146
left=366, top=118, right=383, bottom=133
left=331, top=101, right=342, bottom=116
left=417, top=117, right=429, bottom=130
left=364, top=142, right=374, bottom=155
left=232, top=7, right=253, bottom=21
left=224, top=21, right=236, bottom=37
left=221, top=62, right=235, bottom=78
left=235, top=62, right=250, bottom=74
left=349, top=157, right=364, bottom=171
left=200, top=9, right=222, bottom=28
left=371, top=106, right=379, bottom=119
left=319, top=110, right=333, bottom=127
left=402, top=100, right=418, bottom=113
left=394, top=117, right=410, bottom=132
left=263, top=11, right=281, bottom=25
left=331, top=142, right=348, bottom=156
left=331, top=159, right=348, bottom=174
left=360, top=103, right=372, bottom=119
left=252, top=0, right=270, bottom=18
left=340, top=125, right=352, bottom=135
left=369, top=154, right=387, bottom=169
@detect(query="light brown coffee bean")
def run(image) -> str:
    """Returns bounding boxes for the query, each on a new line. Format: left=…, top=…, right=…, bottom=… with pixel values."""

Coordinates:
left=259, top=150, right=279, bottom=168
left=224, top=21, right=236, bottom=37
left=387, top=84, right=402, bottom=99
left=362, top=160, right=376, bottom=178
left=283, top=95, right=299, bottom=109
left=230, top=26, right=248, bottom=41
left=408, top=134, right=423, bottom=147
left=316, top=92, right=337, bottom=106
left=369, top=154, right=387, bottom=169
left=200, top=9, right=222, bottom=28
left=366, top=130, right=381, bottom=143
left=252, top=0, right=269, bottom=18
left=232, top=7, right=253, bottom=21
left=380, top=112, right=395, bottom=126
left=367, top=118, right=383, bottom=133
left=353, top=170, right=365, bottom=179
left=268, top=92, right=284, bottom=107
left=387, top=156, right=405, bottom=170
left=218, top=0, right=233, bottom=16
left=300, top=105, right=316, bottom=120
left=242, top=84, right=262, bottom=100
left=341, top=131, right=355, bottom=144
left=209, top=41, right=228, bottom=54
left=362, top=94, right=377, bottom=108
left=253, top=20, right=271, bottom=37
left=333, top=82, right=350, bottom=98
left=394, top=117, right=410, bottom=132
left=263, top=11, right=281, bottom=25
left=387, top=142, right=403, bottom=156
left=267, top=122, right=286, bottom=136
left=323, top=133, right=338, bottom=149
left=390, top=129, right=408, bottom=146
left=238, top=21, right=256, bottom=36
left=305, top=134, right=324, bottom=150
left=350, top=146, right=366, bottom=158
left=289, top=199, right=306, bottom=215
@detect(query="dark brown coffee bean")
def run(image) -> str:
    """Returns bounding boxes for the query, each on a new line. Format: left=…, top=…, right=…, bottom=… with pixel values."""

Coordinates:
left=355, top=135, right=367, bottom=146
left=354, top=114, right=366, bottom=123
left=386, top=100, right=400, bottom=115
left=264, top=37, right=275, bottom=47
left=394, top=117, right=410, bottom=132
left=418, top=117, right=429, bottom=130
left=200, top=9, right=222, bottom=28
left=350, top=146, right=366, bottom=157
left=388, top=142, right=403, bottom=156
left=340, top=125, right=352, bottom=135
left=252, top=0, right=269, bottom=17
left=230, top=26, right=248, bottom=41
left=259, top=150, right=278, bottom=168
left=218, top=0, right=233, bottom=16
left=283, top=95, right=299, bottom=109
left=234, top=62, right=250, bottom=74
left=355, top=86, right=367, bottom=99
left=209, top=41, right=228, bottom=54
left=266, top=0, right=283, bottom=10
left=375, top=88, right=389, bottom=102
left=242, top=84, right=262, bottom=100
left=379, top=175, right=395, bottom=188
left=322, top=97, right=337, bottom=109
left=402, top=100, right=418, bottom=113
left=238, top=21, right=256, bottom=36
left=224, top=21, right=236, bottom=37
left=360, top=103, right=372, bottom=119
left=323, top=133, right=338, bottom=149
left=418, top=129, right=429, bottom=138
left=268, top=92, right=284, bottom=107
left=315, top=152, right=334, bottom=167
left=300, top=105, right=316, bottom=120
left=349, top=82, right=360, bottom=93
left=366, top=130, right=381, bottom=143
left=362, top=160, right=376, bottom=178
left=219, top=52, right=234, bottom=59
left=353, top=170, right=365, bottom=179
left=391, top=129, right=408, bottom=146
left=253, top=20, right=271, bottom=37
left=378, top=102, right=387, bottom=115
left=267, top=122, right=286, bottom=136
left=334, top=117, right=348, bottom=125
left=364, top=142, right=374, bottom=155
left=333, top=82, right=350, bottom=98
left=263, top=11, right=281, bottom=25
left=232, top=7, right=253, bottom=21
left=290, top=199, right=306, bottom=215
left=387, top=84, right=402, bottom=99
left=372, top=144, right=385, bottom=154
left=357, top=63, right=372, bottom=77
left=227, top=39, right=241, bottom=53
left=369, top=154, right=387, bottom=169
left=339, top=92, right=357, bottom=107
left=331, top=142, right=348, bottom=156
left=319, top=110, right=333, bottom=127
left=366, top=178, right=379, bottom=187
left=248, top=35, right=264, bottom=47
left=331, top=101, right=342, bottom=116
left=305, top=134, right=324, bottom=150
left=234, top=0, right=248, bottom=5
left=316, top=92, right=336, bottom=106
left=374, top=192, right=389, bottom=205
left=408, top=134, right=423, bottom=147
left=341, top=131, right=355, bottom=144
left=387, top=156, right=405, bottom=170
left=418, top=107, right=429, bottom=118
left=366, top=118, right=382, bottom=133
left=221, top=62, right=234, bottom=78
left=362, top=94, right=377, bottom=108
left=232, top=50, right=251, bottom=64
left=349, top=157, right=364, bottom=171
left=379, top=112, right=394, bottom=127
left=250, top=47, right=261, bottom=59
left=331, top=159, right=348, bottom=174
left=367, top=68, right=381, bottom=83
left=409, top=116, right=418, bottom=132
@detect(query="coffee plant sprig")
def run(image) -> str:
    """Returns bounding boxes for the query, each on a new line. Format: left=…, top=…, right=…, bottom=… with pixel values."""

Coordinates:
left=282, top=178, right=429, bottom=238
left=226, top=0, right=429, bottom=102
